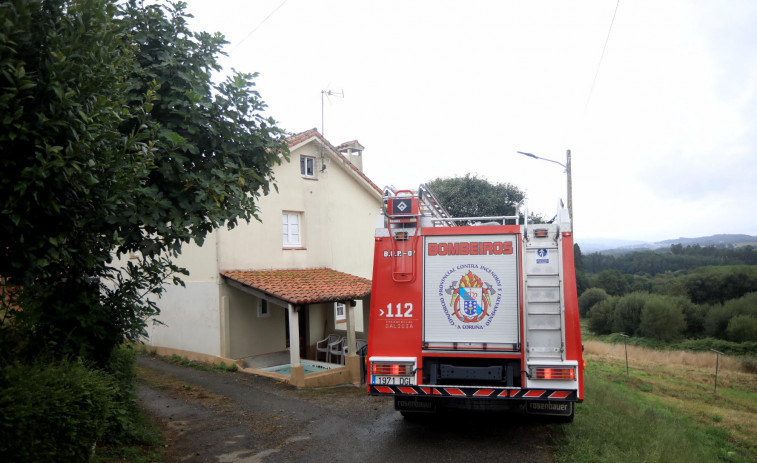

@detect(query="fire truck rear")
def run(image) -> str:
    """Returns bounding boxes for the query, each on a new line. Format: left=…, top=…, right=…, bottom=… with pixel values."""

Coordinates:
left=366, top=185, right=584, bottom=419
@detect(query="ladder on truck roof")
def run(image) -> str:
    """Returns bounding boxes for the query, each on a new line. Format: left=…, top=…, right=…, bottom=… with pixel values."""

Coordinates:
left=383, top=184, right=522, bottom=227
left=383, top=184, right=454, bottom=225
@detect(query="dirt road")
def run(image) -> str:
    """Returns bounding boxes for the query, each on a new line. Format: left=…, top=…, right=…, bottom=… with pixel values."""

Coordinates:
left=137, top=355, right=558, bottom=462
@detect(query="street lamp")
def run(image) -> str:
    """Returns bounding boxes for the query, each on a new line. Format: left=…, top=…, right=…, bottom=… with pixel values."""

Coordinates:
left=517, top=150, right=573, bottom=227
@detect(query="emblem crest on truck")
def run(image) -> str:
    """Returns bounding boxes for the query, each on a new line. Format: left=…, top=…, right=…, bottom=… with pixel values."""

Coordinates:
left=446, top=271, right=495, bottom=323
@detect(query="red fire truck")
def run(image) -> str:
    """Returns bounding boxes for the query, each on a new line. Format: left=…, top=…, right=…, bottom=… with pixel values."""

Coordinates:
left=366, top=185, right=583, bottom=419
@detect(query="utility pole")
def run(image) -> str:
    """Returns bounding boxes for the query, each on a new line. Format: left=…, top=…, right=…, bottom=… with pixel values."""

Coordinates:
left=516, top=149, right=574, bottom=232
left=566, top=149, right=573, bottom=230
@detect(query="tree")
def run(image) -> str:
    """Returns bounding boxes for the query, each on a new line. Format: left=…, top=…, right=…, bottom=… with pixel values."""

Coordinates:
left=574, top=244, right=590, bottom=295
left=427, top=174, right=535, bottom=221
left=639, top=296, right=686, bottom=341
left=611, top=292, right=648, bottom=335
left=0, top=0, right=287, bottom=365
left=587, top=298, right=616, bottom=335
left=594, top=269, right=629, bottom=296
left=578, top=287, right=609, bottom=317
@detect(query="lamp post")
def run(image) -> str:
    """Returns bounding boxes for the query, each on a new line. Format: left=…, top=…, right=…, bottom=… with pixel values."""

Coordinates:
left=517, top=150, right=573, bottom=226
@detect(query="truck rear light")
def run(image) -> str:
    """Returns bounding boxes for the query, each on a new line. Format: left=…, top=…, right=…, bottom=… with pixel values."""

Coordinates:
left=372, top=362, right=414, bottom=376
left=534, top=228, right=549, bottom=238
left=532, top=367, right=576, bottom=380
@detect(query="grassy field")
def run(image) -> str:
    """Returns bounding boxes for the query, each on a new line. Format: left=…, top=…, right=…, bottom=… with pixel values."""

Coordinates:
left=555, top=342, right=756, bottom=462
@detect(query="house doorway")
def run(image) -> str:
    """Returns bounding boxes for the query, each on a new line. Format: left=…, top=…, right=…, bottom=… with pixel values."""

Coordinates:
left=284, top=305, right=309, bottom=358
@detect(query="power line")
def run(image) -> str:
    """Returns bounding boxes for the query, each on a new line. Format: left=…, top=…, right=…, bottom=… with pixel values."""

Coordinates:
left=584, top=0, right=621, bottom=114
left=231, top=0, right=290, bottom=53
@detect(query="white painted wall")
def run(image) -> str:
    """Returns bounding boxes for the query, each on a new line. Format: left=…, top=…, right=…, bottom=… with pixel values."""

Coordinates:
left=145, top=281, right=222, bottom=356
left=138, top=135, right=381, bottom=359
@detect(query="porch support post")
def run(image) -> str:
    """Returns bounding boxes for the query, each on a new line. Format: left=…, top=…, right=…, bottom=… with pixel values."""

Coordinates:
left=346, top=300, right=356, bottom=356
left=288, top=303, right=304, bottom=387
left=345, top=300, right=360, bottom=386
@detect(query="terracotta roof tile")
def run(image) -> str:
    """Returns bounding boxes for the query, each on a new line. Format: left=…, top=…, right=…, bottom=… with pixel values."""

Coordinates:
left=220, top=268, right=371, bottom=305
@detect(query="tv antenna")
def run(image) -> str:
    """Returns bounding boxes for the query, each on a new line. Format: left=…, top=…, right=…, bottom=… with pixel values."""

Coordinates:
left=321, top=89, right=344, bottom=137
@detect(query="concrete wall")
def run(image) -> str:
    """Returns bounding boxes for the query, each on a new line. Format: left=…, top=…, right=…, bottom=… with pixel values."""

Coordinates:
left=145, top=281, right=222, bottom=357
left=223, top=286, right=287, bottom=359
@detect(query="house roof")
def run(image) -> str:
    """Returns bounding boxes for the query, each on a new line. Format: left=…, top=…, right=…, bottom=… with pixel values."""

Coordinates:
left=220, top=268, right=371, bottom=305
left=285, top=129, right=382, bottom=195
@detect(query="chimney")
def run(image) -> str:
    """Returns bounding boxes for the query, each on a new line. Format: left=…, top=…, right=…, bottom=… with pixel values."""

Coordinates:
left=337, top=140, right=365, bottom=171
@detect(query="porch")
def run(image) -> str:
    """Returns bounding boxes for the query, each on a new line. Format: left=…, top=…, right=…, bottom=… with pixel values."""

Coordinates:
left=220, top=268, right=371, bottom=387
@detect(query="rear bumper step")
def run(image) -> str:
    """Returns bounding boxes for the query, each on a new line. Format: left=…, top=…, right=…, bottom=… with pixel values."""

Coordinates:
left=370, top=385, right=578, bottom=401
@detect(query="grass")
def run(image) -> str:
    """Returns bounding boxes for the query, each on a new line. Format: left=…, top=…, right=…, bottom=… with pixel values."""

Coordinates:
left=91, top=407, right=164, bottom=463
left=166, top=354, right=239, bottom=372
left=554, top=347, right=756, bottom=462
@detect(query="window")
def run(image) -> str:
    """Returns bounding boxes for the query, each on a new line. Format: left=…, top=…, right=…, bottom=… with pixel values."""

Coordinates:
left=300, top=155, right=315, bottom=178
left=257, top=299, right=270, bottom=318
left=282, top=212, right=302, bottom=247
left=334, top=302, right=346, bottom=322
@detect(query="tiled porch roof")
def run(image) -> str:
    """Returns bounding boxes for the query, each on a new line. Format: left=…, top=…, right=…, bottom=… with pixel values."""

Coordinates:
left=220, top=268, right=371, bottom=305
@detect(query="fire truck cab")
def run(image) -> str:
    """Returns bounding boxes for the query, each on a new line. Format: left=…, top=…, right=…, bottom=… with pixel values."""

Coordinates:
left=366, top=185, right=583, bottom=419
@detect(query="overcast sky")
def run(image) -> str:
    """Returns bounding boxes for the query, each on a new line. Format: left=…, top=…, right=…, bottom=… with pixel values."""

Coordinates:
left=183, top=0, right=757, bottom=243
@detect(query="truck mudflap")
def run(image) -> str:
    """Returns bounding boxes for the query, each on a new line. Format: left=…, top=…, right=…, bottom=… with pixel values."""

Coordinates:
left=370, top=385, right=579, bottom=401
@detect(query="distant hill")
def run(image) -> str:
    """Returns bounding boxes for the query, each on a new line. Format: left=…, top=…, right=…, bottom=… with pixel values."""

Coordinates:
left=578, top=234, right=757, bottom=255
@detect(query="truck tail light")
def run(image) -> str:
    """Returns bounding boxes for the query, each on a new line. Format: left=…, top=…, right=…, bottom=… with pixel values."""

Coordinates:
left=532, top=367, right=576, bottom=380
left=372, top=362, right=414, bottom=376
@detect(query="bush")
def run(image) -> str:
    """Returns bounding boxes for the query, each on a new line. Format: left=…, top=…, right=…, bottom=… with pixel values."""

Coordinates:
left=725, top=315, right=757, bottom=342
left=578, top=288, right=609, bottom=317
left=611, top=292, right=648, bottom=335
left=0, top=360, right=115, bottom=462
left=101, top=345, right=159, bottom=446
left=639, top=296, right=686, bottom=341
left=588, top=298, right=617, bottom=335
left=704, top=292, right=757, bottom=339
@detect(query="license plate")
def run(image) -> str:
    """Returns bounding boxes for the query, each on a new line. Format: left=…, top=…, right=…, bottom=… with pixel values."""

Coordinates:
left=372, top=375, right=414, bottom=386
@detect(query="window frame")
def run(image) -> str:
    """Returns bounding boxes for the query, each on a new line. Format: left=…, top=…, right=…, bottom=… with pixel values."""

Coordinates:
left=334, top=302, right=346, bottom=322
left=300, top=155, right=315, bottom=178
left=282, top=211, right=302, bottom=248
left=257, top=298, right=270, bottom=318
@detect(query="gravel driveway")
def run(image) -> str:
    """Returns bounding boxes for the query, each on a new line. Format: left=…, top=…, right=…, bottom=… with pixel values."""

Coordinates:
left=137, top=355, right=558, bottom=463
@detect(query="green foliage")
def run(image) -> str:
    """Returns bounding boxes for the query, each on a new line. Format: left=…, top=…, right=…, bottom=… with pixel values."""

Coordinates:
left=611, top=292, right=647, bottom=335
left=725, top=315, right=757, bottom=343
left=426, top=174, right=528, bottom=221
left=168, top=354, right=238, bottom=372
left=587, top=297, right=617, bottom=335
left=704, top=293, right=757, bottom=339
left=0, top=0, right=287, bottom=367
left=683, top=267, right=757, bottom=305
left=578, top=287, right=608, bottom=317
left=102, top=345, right=161, bottom=446
left=574, top=244, right=590, bottom=295
left=581, top=245, right=757, bottom=275
left=639, top=296, right=687, bottom=341
left=0, top=359, right=115, bottom=462
left=593, top=269, right=629, bottom=296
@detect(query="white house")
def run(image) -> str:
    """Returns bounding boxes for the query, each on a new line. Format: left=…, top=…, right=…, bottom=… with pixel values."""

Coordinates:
left=141, top=128, right=383, bottom=386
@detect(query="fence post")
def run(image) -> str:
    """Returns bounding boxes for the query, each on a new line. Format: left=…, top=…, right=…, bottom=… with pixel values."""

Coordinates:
left=620, top=333, right=630, bottom=375
left=711, top=349, right=724, bottom=394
